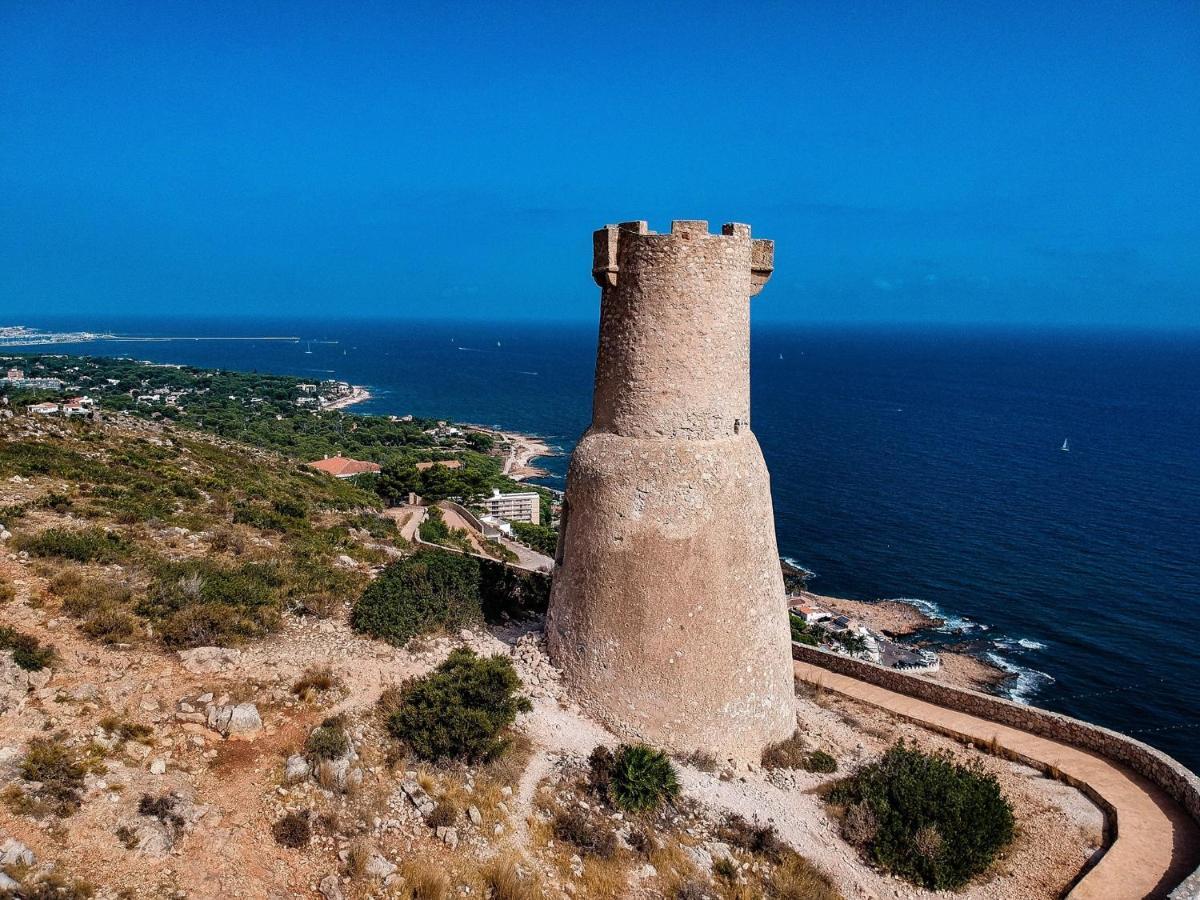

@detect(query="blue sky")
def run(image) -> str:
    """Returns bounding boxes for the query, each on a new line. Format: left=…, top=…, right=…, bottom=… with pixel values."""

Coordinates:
left=1, top=1, right=1197, bottom=326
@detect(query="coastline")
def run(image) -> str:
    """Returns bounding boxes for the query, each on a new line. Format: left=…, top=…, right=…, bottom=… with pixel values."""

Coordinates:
left=320, top=385, right=371, bottom=410
left=798, top=589, right=1012, bottom=693
left=458, top=422, right=554, bottom=482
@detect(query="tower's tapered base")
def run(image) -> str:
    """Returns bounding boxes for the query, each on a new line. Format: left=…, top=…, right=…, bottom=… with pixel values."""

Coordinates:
left=546, top=429, right=794, bottom=762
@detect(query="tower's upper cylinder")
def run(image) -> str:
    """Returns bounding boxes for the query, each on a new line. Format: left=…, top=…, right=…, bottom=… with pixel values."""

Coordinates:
left=590, top=220, right=774, bottom=441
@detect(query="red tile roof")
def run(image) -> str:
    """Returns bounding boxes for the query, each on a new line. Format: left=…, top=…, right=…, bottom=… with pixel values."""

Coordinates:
left=306, top=455, right=382, bottom=477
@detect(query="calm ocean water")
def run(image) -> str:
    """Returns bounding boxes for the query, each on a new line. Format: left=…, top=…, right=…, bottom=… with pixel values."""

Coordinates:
left=20, top=315, right=1200, bottom=770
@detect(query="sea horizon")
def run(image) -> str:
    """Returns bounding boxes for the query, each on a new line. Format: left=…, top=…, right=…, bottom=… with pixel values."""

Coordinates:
left=4, top=313, right=1199, bottom=770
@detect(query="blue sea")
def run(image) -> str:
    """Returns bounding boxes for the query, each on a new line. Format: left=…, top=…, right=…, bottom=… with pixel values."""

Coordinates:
left=15, top=315, right=1200, bottom=770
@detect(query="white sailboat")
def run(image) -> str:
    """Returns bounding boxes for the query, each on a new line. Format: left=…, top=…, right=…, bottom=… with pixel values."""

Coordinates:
left=1061, top=438, right=1070, bottom=452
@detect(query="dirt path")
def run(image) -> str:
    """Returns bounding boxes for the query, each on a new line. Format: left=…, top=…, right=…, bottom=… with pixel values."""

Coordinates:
left=794, top=660, right=1200, bottom=899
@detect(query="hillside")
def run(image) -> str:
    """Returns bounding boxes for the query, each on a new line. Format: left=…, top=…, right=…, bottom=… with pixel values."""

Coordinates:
left=0, top=396, right=1103, bottom=899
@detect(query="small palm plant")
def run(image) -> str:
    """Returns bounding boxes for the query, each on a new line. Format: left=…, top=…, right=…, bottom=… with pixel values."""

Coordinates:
left=606, top=743, right=681, bottom=813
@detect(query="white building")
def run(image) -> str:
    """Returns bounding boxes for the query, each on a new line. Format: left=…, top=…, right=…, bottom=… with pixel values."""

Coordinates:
left=482, top=488, right=541, bottom=525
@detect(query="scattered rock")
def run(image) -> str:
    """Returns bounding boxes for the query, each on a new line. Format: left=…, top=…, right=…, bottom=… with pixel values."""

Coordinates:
left=436, top=825, right=459, bottom=849
left=468, top=804, right=482, bottom=826
left=399, top=777, right=436, bottom=817
left=150, top=758, right=167, bottom=775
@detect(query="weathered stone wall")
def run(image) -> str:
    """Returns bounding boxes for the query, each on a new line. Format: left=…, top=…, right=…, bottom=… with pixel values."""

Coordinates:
left=547, top=220, right=793, bottom=762
left=791, top=643, right=1200, bottom=898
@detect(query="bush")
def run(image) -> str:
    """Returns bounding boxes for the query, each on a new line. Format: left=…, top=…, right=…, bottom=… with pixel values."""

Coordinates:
left=0, top=626, right=55, bottom=671
left=718, top=814, right=785, bottom=860
left=427, top=799, right=458, bottom=827
left=604, top=744, right=680, bottom=814
left=386, top=648, right=530, bottom=762
left=19, top=737, right=86, bottom=815
left=272, top=810, right=311, bottom=848
left=509, top=521, right=558, bottom=557
left=351, top=549, right=483, bottom=646
left=805, top=750, right=838, bottom=773
left=15, top=527, right=128, bottom=562
left=0, top=578, right=14, bottom=604
left=826, top=742, right=1014, bottom=889
left=552, top=807, right=618, bottom=859
left=763, top=732, right=837, bottom=774
left=306, top=718, right=350, bottom=761
left=81, top=604, right=141, bottom=644
left=138, top=793, right=184, bottom=832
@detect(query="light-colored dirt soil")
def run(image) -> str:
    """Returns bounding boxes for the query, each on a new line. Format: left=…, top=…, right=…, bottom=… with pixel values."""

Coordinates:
left=0, top=543, right=1117, bottom=900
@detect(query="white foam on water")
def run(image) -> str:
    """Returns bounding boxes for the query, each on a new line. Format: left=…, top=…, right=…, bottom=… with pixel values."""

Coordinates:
left=781, top=557, right=817, bottom=579
left=1016, top=638, right=1047, bottom=650
left=891, top=597, right=981, bottom=634
left=984, top=652, right=1055, bottom=704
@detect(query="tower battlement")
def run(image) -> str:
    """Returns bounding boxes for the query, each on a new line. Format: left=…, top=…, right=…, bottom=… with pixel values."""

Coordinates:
left=547, top=219, right=794, bottom=762
left=592, top=220, right=774, bottom=294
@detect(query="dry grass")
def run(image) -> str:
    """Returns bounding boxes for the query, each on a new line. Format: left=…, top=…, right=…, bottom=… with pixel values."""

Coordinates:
left=576, top=857, right=630, bottom=900
left=345, top=837, right=374, bottom=881
left=290, top=665, right=337, bottom=700
left=770, top=850, right=842, bottom=900
left=482, top=855, right=545, bottom=900
left=484, top=730, right=534, bottom=787
left=401, top=860, right=450, bottom=900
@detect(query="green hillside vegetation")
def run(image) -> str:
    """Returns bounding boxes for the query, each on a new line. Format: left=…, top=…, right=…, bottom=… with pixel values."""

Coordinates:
left=0, top=417, right=394, bottom=647
left=2, top=353, right=555, bottom=514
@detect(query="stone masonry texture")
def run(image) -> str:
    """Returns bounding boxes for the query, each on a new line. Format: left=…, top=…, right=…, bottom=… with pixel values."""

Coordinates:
left=546, top=220, right=794, bottom=762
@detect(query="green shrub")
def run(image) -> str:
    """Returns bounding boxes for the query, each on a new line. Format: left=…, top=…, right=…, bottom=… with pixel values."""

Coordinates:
left=0, top=626, right=55, bottom=671
left=81, top=604, right=141, bottom=644
left=14, top=527, right=128, bottom=562
left=805, top=750, right=838, bottom=773
left=306, top=718, right=350, bottom=761
left=826, top=742, right=1014, bottom=889
left=351, top=549, right=482, bottom=646
left=604, top=744, right=680, bottom=814
left=386, top=648, right=530, bottom=762
left=19, top=737, right=86, bottom=815
left=427, top=799, right=458, bottom=827
left=0, top=578, right=14, bottom=604
left=418, top=505, right=451, bottom=543
left=718, top=814, right=786, bottom=860
left=509, top=521, right=558, bottom=556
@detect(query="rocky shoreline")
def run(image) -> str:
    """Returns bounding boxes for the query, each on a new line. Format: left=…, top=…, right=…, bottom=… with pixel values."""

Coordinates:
left=799, top=590, right=1012, bottom=692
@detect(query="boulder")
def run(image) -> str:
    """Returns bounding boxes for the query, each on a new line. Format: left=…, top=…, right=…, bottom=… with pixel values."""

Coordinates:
left=206, top=702, right=262, bottom=736
left=364, top=853, right=397, bottom=879
left=0, top=837, right=35, bottom=867
left=436, top=826, right=459, bottom=849
left=178, top=647, right=241, bottom=675
left=318, top=875, right=344, bottom=900
left=284, top=754, right=311, bottom=784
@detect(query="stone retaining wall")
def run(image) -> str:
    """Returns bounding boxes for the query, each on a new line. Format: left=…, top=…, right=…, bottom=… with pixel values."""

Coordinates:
left=791, top=643, right=1200, bottom=898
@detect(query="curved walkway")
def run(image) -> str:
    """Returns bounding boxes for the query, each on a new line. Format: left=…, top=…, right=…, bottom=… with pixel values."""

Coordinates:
left=794, top=661, right=1200, bottom=900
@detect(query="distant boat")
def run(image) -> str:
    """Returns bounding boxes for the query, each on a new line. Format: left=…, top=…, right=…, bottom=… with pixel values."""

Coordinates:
left=1061, top=439, right=1070, bottom=452
left=779, top=353, right=783, bottom=359
left=304, top=341, right=313, bottom=355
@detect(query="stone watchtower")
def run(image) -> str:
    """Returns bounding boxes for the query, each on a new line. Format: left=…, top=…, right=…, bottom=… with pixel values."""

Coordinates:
left=546, top=220, right=794, bottom=762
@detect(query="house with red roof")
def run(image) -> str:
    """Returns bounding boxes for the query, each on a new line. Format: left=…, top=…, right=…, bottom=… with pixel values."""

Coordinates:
left=305, top=455, right=382, bottom=478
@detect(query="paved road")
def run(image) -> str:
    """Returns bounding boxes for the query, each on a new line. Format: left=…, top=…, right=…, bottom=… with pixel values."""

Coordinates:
left=794, top=660, right=1200, bottom=900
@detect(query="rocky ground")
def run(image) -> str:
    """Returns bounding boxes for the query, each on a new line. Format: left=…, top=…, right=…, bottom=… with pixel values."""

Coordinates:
left=0, top=416, right=1100, bottom=899
left=1, top=547, right=1104, bottom=899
